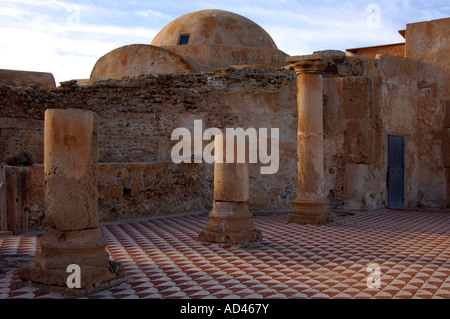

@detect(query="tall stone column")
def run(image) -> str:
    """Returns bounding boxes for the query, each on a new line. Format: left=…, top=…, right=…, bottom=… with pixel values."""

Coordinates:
left=197, top=134, right=262, bottom=248
left=19, top=109, right=125, bottom=296
left=287, top=53, right=333, bottom=224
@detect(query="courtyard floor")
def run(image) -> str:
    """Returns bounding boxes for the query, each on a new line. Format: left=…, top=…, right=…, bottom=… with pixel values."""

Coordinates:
left=1, top=208, right=450, bottom=299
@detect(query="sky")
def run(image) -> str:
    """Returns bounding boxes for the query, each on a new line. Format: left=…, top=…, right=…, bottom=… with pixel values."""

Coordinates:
left=1, top=0, right=449, bottom=85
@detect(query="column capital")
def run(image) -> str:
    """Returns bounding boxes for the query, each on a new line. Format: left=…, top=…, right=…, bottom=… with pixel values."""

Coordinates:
left=287, top=54, right=327, bottom=75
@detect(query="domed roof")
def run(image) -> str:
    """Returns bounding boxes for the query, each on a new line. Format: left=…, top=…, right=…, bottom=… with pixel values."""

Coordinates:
left=89, top=44, right=212, bottom=83
left=151, top=9, right=278, bottom=50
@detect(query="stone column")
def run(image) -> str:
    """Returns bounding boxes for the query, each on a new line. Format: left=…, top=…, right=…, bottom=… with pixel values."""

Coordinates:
left=287, top=53, right=333, bottom=224
left=19, top=109, right=125, bottom=296
left=197, top=134, right=262, bottom=248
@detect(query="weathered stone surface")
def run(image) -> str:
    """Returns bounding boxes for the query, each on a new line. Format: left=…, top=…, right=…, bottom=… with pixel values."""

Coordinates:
left=198, top=135, right=262, bottom=248
left=406, top=17, right=450, bottom=68
left=1, top=44, right=449, bottom=231
left=343, top=163, right=369, bottom=210
left=90, top=44, right=213, bottom=83
left=4, top=166, right=29, bottom=234
left=288, top=195, right=333, bottom=224
left=0, top=69, right=55, bottom=90
left=346, top=43, right=405, bottom=59
left=288, top=56, right=333, bottom=224
left=197, top=201, right=262, bottom=247
left=44, top=109, right=99, bottom=231
left=0, top=68, right=298, bottom=231
left=18, top=227, right=125, bottom=296
left=151, top=9, right=288, bottom=69
left=2, top=150, right=35, bottom=166
left=19, top=109, right=125, bottom=296
left=213, top=135, right=249, bottom=202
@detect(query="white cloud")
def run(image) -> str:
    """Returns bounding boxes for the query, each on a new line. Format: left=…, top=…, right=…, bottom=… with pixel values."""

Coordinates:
left=0, top=1, right=161, bottom=84
left=137, top=9, right=174, bottom=20
left=0, top=0, right=448, bottom=84
left=0, top=7, right=22, bottom=17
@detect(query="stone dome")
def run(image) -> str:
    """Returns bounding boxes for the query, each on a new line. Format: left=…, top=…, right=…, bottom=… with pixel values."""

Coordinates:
left=89, top=44, right=213, bottom=83
left=151, top=9, right=278, bottom=50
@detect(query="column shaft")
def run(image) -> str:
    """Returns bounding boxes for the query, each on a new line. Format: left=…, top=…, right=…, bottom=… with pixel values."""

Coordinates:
left=198, top=134, right=262, bottom=247
left=287, top=55, right=333, bottom=224
left=19, top=109, right=125, bottom=296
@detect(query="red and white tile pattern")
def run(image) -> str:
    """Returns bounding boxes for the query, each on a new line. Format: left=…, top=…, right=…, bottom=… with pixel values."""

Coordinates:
left=1, top=209, right=450, bottom=299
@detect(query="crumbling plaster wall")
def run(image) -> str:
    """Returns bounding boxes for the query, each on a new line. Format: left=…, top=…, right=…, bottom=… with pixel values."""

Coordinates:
left=322, top=51, right=449, bottom=210
left=1, top=68, right=298, bottom=231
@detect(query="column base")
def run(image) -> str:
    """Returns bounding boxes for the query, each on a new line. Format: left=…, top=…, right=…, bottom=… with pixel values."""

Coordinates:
left=197, top=201, right=262, bottom=248
left=18, top=227, right=126, bottom=297
left=288, top=195, right=333, bottom=225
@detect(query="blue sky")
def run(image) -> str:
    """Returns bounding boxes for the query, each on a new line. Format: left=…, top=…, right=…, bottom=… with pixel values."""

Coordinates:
left=1, top=0, right=448, bottom=84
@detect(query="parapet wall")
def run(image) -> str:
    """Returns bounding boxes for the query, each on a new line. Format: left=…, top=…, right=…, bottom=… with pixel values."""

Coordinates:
left=0, top=69, right=56, bottom=90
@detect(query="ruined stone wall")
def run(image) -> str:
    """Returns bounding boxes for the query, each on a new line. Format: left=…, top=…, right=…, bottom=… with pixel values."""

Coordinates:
left=405, top=17, right=450, bottom=68
left=0, top=69, right=56, bottom=90
left=1, top=68, right=298, bottom=231
left=1, top=54, right=449, bottom=232
left=322, top=51, right=449, bottom=210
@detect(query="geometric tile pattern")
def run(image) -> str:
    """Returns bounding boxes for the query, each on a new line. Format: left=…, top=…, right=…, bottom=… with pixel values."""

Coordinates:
left=1, top=209, right=449, bottom=299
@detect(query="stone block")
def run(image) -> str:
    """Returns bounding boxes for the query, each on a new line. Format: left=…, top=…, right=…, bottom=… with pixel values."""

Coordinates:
left=4, top=166, right=29, bottom=234
left=43, top=109, right=99, bottom=231
left=342, top=77, right=370, bottom=119
left=0, top=68, right=56, bottom=89
left=343, top=163, right=369, bottom=210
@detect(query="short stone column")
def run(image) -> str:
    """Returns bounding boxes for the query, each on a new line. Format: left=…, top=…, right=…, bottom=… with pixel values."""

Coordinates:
left=197, top=134, right=262, bottom=248
left=287, top=53, right=333, bottom=224
left=19, top=109, right=125, bottom=296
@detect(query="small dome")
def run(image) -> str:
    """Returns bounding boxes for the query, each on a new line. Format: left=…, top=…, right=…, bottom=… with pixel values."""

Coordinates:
left=151, top=9, right=278, bottom=50
left=89, top=44, right=212, bottom=82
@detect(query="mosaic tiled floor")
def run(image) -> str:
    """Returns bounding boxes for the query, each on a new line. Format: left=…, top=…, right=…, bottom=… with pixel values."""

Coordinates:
left=1, top=209, right=450, bottom=299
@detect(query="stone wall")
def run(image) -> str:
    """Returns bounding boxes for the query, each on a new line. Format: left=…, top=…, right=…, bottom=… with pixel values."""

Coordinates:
left=1, top=68, right=297, bottom=164
left=1, top=68, right=298, bottom=231
left=405, top=18, right=450, bottom=68
left=322, top=51, right=449, bottom=210
left=0, top=69, right=56, bottom=90
left=1, top=53, right=449, bottom=232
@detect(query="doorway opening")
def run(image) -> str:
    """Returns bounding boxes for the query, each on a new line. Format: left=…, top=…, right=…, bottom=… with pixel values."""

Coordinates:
left=387, top=134, right=405, bottom=208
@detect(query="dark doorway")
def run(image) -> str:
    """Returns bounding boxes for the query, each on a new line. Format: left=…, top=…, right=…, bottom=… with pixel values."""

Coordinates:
left=387, top=134, right=405, bottom=208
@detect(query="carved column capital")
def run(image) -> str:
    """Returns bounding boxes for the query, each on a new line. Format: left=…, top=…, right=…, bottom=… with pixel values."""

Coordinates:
left=287, top=54, right=327, bottom=75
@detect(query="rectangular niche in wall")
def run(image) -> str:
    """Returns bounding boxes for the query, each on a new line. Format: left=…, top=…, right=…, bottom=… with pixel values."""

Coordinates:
left=178, top=34, right=190, bottom=45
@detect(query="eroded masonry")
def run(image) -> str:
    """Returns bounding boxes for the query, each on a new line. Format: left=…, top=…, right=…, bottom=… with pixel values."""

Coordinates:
left=0, top=11, right=449, bottom=236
